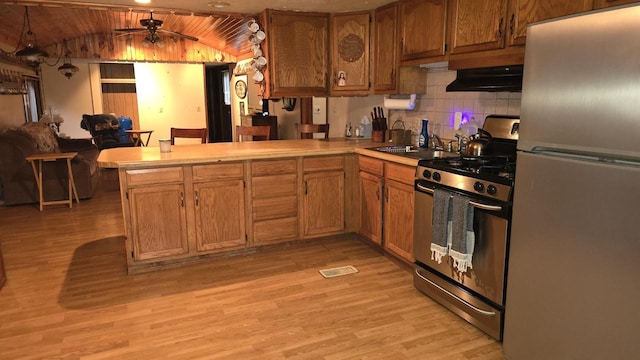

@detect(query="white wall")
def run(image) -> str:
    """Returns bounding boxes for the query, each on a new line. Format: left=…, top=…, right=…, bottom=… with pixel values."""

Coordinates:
left=0, top=96, right=26, bottom=129
left=40, top=62, right=95, bottom=138
left=134, top=63, right=207, bottom=145
left=327, top=95, right=386, bottom=138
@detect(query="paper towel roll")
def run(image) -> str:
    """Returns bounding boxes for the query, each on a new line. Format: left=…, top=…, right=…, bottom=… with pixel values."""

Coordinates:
left=383, top=94, right=417, bottom=110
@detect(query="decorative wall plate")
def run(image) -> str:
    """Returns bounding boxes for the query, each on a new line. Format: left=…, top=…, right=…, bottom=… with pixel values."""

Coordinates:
left=338, top=33, right=365, bottom=62
left=234, top=80, right=247, bottom=99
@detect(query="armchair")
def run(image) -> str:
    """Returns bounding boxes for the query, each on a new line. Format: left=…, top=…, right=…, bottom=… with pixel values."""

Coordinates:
left=80, top=114, right=135, bottom=150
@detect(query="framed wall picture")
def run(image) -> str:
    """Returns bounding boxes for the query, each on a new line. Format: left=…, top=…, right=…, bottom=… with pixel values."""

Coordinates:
left=235, top=80, right=247, bottom=99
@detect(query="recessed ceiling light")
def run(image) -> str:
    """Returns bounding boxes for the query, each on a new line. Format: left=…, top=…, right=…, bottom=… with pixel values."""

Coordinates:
left=135, top=0, right=151, bottom=4
left=208, top=1, right=230, bottom=8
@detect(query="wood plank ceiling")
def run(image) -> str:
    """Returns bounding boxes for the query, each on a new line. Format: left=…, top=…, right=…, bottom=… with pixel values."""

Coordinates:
left=0, top=1, right=257, bottom=63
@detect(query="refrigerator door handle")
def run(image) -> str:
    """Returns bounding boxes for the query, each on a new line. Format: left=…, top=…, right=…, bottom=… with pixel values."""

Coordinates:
left=531, top=147, right=640, bottom=167
left=415, top=268, right=497, bottom=316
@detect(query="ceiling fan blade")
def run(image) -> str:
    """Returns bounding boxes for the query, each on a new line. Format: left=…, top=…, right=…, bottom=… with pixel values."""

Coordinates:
left=113, top=28, right=148, bottom=33
left=158, top=29, right=199, bottom=42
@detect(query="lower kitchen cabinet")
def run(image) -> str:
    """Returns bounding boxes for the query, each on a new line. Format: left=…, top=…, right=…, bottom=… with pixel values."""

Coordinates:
left=358, top=156, right=416, bottom=263
left=128, top=183, right=189, bottom=261
left=359, top=156, right=384, bottom=245
left=193, top=180, right=246, bottom=251
left=251, top=159, right=299, bottom=245
left=384, top=162, right=416, bottom=263
left=192, top=163, right=246, bottom=251
left=303, top=156, right=345, bottom=237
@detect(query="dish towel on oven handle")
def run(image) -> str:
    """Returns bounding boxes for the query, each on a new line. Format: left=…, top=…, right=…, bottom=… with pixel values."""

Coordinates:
left=431, top=188, right=452, bottom=264
left=450, top=194, right=475, bottom=272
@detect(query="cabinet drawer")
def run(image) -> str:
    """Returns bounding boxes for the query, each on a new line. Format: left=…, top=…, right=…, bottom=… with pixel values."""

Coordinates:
left=253, top=217, right=298, bottom=243
left=359, top=156, right=384, bottom=176
left=252, top=159, right=296, bottom=176
left=252, top=174, right=297, bottom=198
left=253, top=196, right=297, bottom=221
left=303, top=155, right=344, bottom=172
left=193, top=163, right=244, bottom=181
left=126, top=167, right=184, bottom=186
left=385, top=162, right=416, bottom=185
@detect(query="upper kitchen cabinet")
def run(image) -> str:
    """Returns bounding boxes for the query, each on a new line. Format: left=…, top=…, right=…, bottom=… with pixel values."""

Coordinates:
left=448, top=0, right=509, bottom=56
left=594, top=0, right=639, bottom=8
left=448, top=0, right=593, bottom=69
left=398, top=0, right=448, bottom=66
left=330, top=11, right=371, bottom=95
left=372, top=2, right=398, bottom=93
left=260, top=10, right=329, bottom=98
left=507, top=0, right=592, bottom=46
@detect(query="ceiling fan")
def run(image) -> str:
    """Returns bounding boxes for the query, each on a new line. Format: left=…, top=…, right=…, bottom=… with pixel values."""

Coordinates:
left=113, top=12, right=199, bottom=45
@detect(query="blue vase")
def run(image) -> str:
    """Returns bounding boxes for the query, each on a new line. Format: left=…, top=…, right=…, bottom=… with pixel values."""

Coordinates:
left=419, top=119, right=429, bottom=148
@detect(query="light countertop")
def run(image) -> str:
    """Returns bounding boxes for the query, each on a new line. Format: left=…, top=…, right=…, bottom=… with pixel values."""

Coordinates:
left=98, top=138, right=419, bottom=168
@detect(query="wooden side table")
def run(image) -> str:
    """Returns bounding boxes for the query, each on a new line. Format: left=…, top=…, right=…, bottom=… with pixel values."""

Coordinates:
left=25, top=152, right=79, bottom=211
left=125, top=130, right=154, bottom=147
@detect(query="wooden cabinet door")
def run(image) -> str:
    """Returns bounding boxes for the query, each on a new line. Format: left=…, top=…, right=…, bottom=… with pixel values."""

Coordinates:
left=508, top=0, right=592, bottom=46
left=194, top=180, right=246, bottom=252
left=372, top=2, right=398, bottom=93
left=384, top=179, right=415, bottom=263
left=303, top=171, right=345, bottom=236
left=266, top=10, right=329, bottom=97
left=399, top=0, right=448, bottom=64
left=448, top=0, right=509, bottom=55
left=0, top=245, right=6, bottom=290
left=331, top=11, right=371, bottom=94
left=129, top=184, right=189, bottom=260
left=594, top=0, right=639, bottom=8
left=359, top=171, right=383, bottom=245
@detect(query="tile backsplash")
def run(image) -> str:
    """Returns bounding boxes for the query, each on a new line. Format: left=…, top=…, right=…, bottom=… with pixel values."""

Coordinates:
left=389, top=69, right=521, bottom=141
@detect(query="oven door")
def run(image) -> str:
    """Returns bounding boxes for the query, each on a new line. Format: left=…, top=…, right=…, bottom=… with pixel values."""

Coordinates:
left=413, top=180, right=510, bottom=307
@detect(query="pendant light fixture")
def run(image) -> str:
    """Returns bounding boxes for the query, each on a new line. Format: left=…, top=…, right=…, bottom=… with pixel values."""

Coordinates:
left=57, top=40, right=79, bottom=79
left=15, top=7, right=49, bottom=65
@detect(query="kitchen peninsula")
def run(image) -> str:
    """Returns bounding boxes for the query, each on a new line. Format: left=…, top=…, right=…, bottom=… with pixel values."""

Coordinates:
left=98, top=139, right=419, bottom=273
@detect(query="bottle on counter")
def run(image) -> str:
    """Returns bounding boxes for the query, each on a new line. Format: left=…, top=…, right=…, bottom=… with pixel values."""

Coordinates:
left=345, top=122, right=352, bottom=137
left=419, top=119, right=429, bottom=148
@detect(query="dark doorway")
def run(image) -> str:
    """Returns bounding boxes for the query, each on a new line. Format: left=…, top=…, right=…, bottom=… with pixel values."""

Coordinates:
left=205, top=65, right=232, bottom=142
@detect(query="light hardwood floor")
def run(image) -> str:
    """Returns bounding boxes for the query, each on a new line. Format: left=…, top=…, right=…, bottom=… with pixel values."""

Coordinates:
left=0, top=169, right=504, bottom=359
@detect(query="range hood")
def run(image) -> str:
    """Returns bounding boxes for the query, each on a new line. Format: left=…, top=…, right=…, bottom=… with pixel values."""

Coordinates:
left=446, top=65, right=523, bottom=92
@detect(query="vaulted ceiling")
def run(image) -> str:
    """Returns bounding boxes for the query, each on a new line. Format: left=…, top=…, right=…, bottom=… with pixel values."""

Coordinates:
left=0, top=0, right=395, bottom=64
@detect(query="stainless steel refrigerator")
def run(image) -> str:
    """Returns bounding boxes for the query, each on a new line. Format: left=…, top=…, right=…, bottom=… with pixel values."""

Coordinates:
left=503, top=5, right=640, bottom=360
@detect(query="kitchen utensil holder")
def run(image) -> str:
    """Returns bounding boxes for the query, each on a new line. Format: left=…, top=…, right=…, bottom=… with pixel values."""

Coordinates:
left=372, top=130, right=385, bottom=142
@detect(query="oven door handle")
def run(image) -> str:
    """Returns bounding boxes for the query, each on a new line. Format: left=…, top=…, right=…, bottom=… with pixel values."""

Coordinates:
left=416, top=184, right=503, bottom=212
left=414, top=268, right=497, bottom=317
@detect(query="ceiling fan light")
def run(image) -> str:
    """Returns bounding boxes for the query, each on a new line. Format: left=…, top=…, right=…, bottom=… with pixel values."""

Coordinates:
left=58, top=62, right=79, bottom=79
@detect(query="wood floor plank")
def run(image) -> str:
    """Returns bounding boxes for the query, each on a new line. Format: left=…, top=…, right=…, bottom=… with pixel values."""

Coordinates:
left=0, top=169, right=504, bottom=359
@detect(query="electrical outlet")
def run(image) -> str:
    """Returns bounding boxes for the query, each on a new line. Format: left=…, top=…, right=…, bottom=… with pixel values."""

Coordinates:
left=159, top=107, right=164, bottom=113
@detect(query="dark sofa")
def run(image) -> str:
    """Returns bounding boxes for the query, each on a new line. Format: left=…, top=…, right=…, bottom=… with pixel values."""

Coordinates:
left=0, top=123, right=100, bottom=206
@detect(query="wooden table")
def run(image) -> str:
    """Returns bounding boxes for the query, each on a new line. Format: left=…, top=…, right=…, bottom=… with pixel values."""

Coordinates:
left=25, top=152, right=79, bottom=211
left=125, top=130, right=154, bottom=147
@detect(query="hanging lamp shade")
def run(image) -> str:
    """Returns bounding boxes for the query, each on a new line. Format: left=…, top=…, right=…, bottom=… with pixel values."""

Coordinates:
left=58, top=62, right=79, bottom=79
left=15, top=8, right=48, bottom=64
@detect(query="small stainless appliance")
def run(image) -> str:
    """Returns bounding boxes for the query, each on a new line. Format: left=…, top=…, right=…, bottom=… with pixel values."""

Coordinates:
left=413, top=115, right=519, bottom=340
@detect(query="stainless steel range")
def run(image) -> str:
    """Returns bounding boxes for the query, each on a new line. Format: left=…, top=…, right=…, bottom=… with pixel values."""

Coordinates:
left=413, top=115, right=519, bottom=340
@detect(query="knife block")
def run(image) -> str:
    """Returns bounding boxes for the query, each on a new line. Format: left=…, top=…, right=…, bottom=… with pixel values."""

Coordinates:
left=372, top=130, right=385, bottom=142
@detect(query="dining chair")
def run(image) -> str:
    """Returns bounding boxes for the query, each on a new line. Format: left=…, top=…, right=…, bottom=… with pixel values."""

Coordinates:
left=297, top=123, right=330, bottom=139
left=170, top=127, right=207, bottom=145
left=235, top=125, right=271, bottom=142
